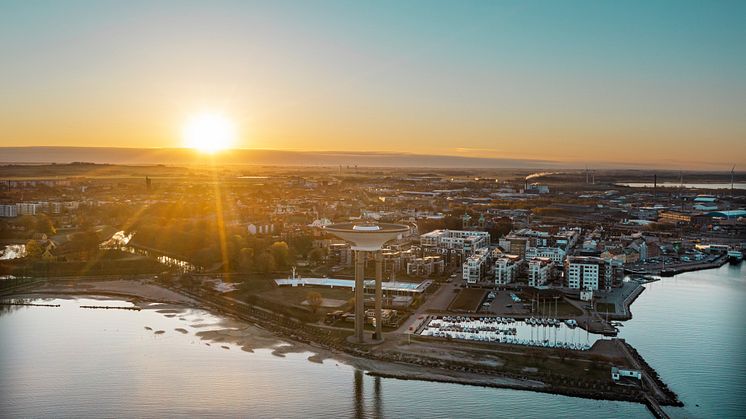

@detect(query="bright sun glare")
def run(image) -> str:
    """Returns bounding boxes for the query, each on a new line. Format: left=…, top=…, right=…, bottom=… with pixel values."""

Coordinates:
left=182, top=112, right=237, bottom=153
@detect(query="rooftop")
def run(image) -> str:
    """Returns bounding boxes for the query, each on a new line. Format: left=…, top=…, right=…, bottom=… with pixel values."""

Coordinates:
left=275, top=277, right=431, bottom=293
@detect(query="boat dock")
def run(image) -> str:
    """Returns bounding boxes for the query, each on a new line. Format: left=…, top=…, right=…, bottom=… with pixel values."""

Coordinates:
left=625, top=254, right=728, bottom=276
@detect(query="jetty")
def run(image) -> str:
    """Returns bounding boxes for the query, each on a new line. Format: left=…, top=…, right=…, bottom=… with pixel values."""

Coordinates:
left=625, top=254, right=728, bottom=276
left=0, top=301, right=60, bottom=307
left=79, top=305, right=141, bottom=311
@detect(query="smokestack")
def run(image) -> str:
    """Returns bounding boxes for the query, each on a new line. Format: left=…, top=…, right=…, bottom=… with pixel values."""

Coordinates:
left=732, top=166, right=736, bottom=197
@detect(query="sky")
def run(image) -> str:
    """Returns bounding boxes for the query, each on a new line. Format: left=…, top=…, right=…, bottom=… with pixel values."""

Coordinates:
left=1, top=0, right=745, bottom=169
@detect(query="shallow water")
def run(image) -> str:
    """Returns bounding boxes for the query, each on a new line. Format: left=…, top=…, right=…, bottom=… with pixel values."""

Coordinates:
left=1, top=263, right=743, bottom=418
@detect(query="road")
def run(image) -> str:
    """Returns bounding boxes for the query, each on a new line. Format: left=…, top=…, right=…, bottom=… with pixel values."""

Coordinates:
left=395, top=280, right=459, bottom=334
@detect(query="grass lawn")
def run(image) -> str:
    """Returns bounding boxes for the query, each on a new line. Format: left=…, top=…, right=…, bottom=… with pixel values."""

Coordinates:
left=533, top=300, right=584, bottom=317
left=448, top=288, right=487, bottom=312
left=258, top=286, right=353, bottom=306
left=596, top=303, right=617, bottom=314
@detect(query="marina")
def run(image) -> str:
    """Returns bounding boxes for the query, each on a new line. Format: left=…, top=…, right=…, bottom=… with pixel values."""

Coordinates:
left=1, top=264, right=744, bottom=417
left=419, top=315, right=599, bottom=351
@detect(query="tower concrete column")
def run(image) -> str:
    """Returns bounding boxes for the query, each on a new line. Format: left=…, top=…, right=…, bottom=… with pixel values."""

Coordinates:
left=374, top=250, right=383, bottom=340
left=354, top=249, right=366, bottom=343
left=323, top=222, right=409, bottom=345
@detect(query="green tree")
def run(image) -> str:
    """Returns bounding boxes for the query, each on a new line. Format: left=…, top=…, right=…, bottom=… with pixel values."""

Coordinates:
left=308, top=248, right=325, bottom=265
left=255, top=251, right=276, bottom=274
left=238, top=247, right=255, bottom=272
left=231, top=234, right=248, bottom=250
left=306, top=291, right=323, bottom=313
left=36, top=214, right=57, bottom=236
left=71, top=229, right=101, bottom=260
left=269, top=241, right=290, bottom=268
left=25, top=239, right=42, bottom=259
left=290, top=235, right=313, bottom=257
left=18, top=215, right=36, bottom=233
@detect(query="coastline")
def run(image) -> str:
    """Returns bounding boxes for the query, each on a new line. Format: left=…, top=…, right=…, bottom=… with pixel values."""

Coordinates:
left=1, top=277, right=676, bottom=415
left=3, top=287, right=552, bottom=396
left=607, top=281, right=646, bottom=321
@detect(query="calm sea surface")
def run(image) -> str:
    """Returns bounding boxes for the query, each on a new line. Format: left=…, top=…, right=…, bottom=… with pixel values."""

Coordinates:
left=616, top=182, right=746, bottom=190
left=1, top=263, right=743, bottom=418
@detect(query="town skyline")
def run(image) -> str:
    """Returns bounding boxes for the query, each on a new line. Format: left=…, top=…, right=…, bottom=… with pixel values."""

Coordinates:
left=2, top=1, right=746, bottom=418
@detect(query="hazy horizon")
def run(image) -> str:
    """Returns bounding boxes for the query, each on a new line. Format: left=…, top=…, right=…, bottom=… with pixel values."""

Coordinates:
left=1, top=146, right=743, bottom=171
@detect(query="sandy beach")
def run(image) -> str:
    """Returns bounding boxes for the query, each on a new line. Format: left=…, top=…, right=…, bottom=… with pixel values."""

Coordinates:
left=8, top=278, right=198, bottom=305
left=4, top=278, right=551, bottom=393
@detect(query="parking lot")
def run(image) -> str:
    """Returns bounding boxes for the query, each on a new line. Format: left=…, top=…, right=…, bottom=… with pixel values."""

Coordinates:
left=480, top=290, right=532, bottom=316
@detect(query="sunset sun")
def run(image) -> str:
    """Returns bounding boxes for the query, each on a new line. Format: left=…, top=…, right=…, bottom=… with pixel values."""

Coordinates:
left=182, top=112, right=237, bottom=153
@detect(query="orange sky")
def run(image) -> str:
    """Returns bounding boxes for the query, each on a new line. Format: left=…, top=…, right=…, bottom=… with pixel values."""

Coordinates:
left=1, top=1, right=745, bottom=169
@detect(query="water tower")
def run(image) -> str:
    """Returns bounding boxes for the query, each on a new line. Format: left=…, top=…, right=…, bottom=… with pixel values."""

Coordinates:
left=324, top=222, right=409, bottom=343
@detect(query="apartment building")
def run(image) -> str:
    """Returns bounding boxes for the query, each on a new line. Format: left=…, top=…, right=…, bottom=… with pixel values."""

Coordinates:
left=462, top=249, right=490, bottom=284
left=0, top=204, right=18, bottom=218
left=565, top=256, right=623, bottom=291
left=421, top=229, right=490, bottom=256
left=528, top=257, right=553, bottom=287
left=16, top=202, right=38, bottom=216
left=495, top=255, right=522, bottom=285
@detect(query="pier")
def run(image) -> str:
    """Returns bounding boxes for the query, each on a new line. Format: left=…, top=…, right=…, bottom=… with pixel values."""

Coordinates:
left=615, top=339, right=682, bottom=417
left=0, top=302, right=60, bottom=307
left=625, top=254, right=728, bottom=276
left=79, top=305, right=141, bottom=311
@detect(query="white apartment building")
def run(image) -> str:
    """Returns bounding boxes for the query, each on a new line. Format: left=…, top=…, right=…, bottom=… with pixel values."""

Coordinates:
left=463, top=249, right=490, bottom=284
left=507, top=227, right=581, bottom=248
left=565, top=256, right=622, bottom=291
left=566, top=258, right=600, bottom=290
left=247, top=222, right=274, bottom=235
left=421, top=229, right=490, bottom=255
left=528, top=257, right=553, bottom=287
left=63, top=201, right=80, bottom=210
left=0, top=204, right=18, bottom=217
left=525, top=246, right=566, bottom=264
left=495, top=255, right=522, bottom=285
left=16, top=202, right=38, bottom=216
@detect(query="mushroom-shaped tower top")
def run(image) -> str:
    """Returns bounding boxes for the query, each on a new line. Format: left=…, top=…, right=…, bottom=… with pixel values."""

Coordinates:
left=324, top=222, right=409, bottom=251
